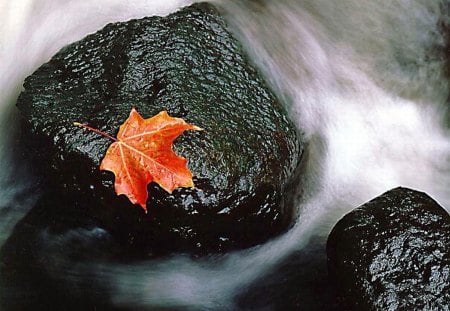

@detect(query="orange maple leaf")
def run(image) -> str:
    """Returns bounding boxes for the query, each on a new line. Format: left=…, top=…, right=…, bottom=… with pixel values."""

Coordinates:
left=75, top=108, right=202, bottom=212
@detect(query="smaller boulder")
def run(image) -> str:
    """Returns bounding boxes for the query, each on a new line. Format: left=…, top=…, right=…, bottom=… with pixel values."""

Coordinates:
left=327, top=187, right=450, bottom=310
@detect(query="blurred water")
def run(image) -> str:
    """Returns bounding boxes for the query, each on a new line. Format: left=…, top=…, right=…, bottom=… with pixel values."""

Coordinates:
left=0, top=0, right=449, bottom=309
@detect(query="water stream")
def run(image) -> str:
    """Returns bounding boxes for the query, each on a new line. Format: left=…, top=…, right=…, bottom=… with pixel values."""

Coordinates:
left=1, top=0, right=449, bottom=309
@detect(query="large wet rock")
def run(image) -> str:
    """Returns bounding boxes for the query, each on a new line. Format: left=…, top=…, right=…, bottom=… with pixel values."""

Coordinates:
left=327, top=187, right=450, bottom=310
left=16, top=3, right=303, bottom=255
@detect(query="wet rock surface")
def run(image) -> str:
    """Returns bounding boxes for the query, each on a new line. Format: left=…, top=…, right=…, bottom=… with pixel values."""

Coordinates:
left=327, top=187, right=450, bottom=310
left=15, top=3, right=303, bottom=255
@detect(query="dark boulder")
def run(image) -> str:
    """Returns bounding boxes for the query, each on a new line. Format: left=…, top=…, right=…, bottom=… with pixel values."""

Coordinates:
left=327, top=187, right=450, bottom=310
left=16, top=3, right=303, bottom=255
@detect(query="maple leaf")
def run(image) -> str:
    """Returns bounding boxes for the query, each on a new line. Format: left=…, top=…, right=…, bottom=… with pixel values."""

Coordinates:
left=75, top=108, right=202, bottom=212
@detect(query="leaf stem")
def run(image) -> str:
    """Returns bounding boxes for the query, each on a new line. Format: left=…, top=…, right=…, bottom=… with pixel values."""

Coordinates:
left=73, top=122, right=117, bottom=142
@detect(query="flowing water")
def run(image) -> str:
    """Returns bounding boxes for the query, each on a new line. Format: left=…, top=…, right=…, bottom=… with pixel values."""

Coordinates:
left=0, top=0, right=449, bottom=310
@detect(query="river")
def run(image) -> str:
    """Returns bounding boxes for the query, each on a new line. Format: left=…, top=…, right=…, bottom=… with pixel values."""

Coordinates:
left=0, top=0, right=449, bottom=309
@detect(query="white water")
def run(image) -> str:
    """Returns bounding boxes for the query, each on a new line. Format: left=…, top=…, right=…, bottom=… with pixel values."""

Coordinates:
left=1, top=0, right=449, bottom=309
